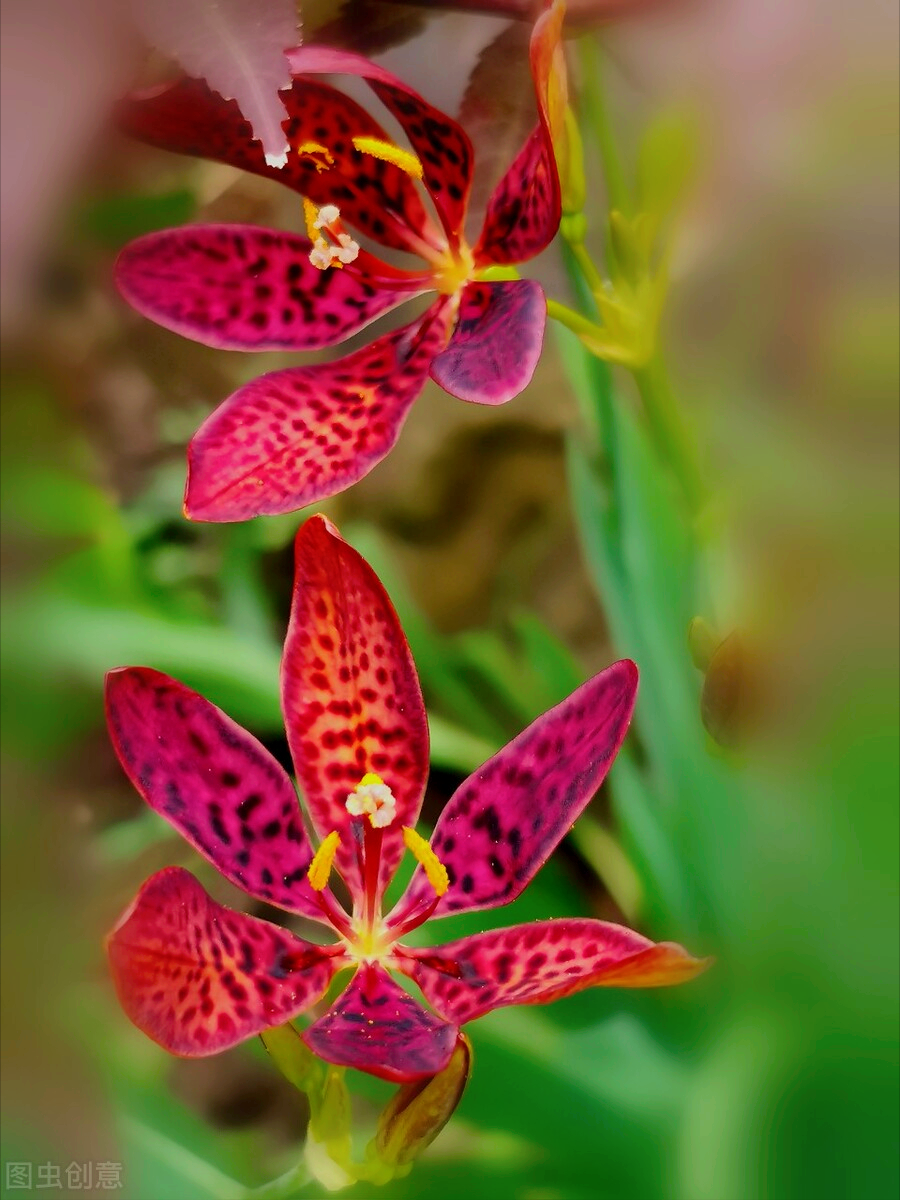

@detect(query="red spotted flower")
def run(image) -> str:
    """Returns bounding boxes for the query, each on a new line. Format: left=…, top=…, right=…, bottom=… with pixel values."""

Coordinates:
left=115, top=4, right=567, bottom=522
left=106, top=516, right=709, bottom=1082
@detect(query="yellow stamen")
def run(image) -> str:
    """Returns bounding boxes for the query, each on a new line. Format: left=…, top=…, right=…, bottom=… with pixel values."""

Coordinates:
left=402, top=827, right=449, bottom=897
left=352, top=136, right=423, bottom=180
left=298, top=141, right=335, bottom=171
left=307, top=831, right=341, bottom=891
left=360, top=772, right=384, bottom=788
left=303, top=196, right=321, bottom=243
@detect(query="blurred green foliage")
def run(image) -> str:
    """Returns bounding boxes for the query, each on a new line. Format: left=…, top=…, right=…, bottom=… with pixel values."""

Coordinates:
left=1, top=23, right=897, bottom=1200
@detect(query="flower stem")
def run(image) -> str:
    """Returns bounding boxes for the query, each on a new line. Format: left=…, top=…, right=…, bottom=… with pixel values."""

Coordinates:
left=566, top=236, right=605, bottom=296
left=632, top=353, right=708, bottom=515
left=546, top=298, right=604, bottom=341
left=241, top=1160, right=312, bottom=1200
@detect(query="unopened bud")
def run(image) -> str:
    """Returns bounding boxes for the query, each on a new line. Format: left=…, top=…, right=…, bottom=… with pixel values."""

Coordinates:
left=260, top=1023, right=323, bottom=1093
left=372, top=1034, right=472, bottom=1170
left=688, top=616, right=719, bottom=672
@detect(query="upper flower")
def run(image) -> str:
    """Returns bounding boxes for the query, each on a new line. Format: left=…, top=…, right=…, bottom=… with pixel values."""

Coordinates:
left=106, top=515, right=709, bottom=1083
left=113, top=3, right=567, bottom=522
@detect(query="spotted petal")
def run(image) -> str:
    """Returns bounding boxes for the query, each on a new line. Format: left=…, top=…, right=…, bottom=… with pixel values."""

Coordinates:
left=282, top=516, right=429, bottom=901
left=285, top=46, right=474, bottom=248
left=185, top=303, right=453, bottom=522
left=430, top=279, right=546, bottom=405
left=391, top=659, right=639, bottom=923
left=474, top=0, right=563, bottom=265
left=303, top=964, right=458, bottom=1082
left=118, top=77, right=441, bottom=254
left=399, top=919, right=710, bottom=1025
left=116, top=225, right=427, bottom=351
left=108, top=868, right=341, bottom=1055
left=105, top=667, right=324, bottom=921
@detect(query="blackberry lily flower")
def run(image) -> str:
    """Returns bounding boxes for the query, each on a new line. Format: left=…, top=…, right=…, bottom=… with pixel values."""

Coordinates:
left=106, top=516, right=708, bottom=1082
left=114, top=4, right=567, bottom=522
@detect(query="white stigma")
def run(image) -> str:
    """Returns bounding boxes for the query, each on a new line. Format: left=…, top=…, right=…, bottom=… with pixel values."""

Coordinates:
left=314, top=204, right=341, bottom=229
left=306, top=203, right=361, bottom=272
left=309, top=239, right=334, bottom=270
left=345, top=777, right=397, bottom=828
left=335, top=233, right=360, bottom=264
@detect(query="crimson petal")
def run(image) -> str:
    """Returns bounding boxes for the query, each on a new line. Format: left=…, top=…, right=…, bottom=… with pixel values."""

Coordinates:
left=105, top=667, right=324, bottom=921
left=116, top=226, right=426, bottom=352
left=118, top=77, right=440, bottom=254
left=282, top=516, right=430, bottom=902
left=430, top=279, right=546, bottom=405
left=108, top=868, right=340, bottom=1055
left=390, top=660, right=639, bottom=923
left=303, top=964, right=458, bottom=1082
left=185, top=302, right=453, bottom=522
left=399, top=919, right=711, bottom=1024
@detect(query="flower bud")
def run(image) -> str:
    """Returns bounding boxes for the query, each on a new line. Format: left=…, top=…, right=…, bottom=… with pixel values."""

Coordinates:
left=260, top=1023, right=324, bottom=1094
left=372, top=1034, right=472, bottom=1170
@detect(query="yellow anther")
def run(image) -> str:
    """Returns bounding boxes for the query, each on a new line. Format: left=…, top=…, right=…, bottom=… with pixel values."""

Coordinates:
left=402, top=827, right=449, bottom=897
left=307, top=831, right=341, bottom=891
left=303, top=197, right=321, bottom=243
left=360, top=772, right=384, bottom=788
left=298, top=141, right=335, bottom=171
left=352, top=136, right=423, bottom=180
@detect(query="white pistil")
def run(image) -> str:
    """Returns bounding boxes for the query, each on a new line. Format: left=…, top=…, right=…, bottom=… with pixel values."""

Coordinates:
left=346, top=773, right=397, bottom=828
left=309, top=239, right=334, bottom=270
left=335, top=233, right=360, bottom=264
left=314, top=204, right=341, bottom=229
left=305, top=203, right=361, bottom=271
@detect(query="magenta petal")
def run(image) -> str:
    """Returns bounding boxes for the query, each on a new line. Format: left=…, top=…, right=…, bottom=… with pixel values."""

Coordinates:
left=430, top=279, right=546, bottom=406
left=185, top=303, right=453, bottom=522
left=302, top=964, right=458, bottom=1082
left=391, top=660, right=639, bottom=923
left=115, top=226, right=425, bottom=352
left=286, top=46, right=474, bottom=246
left=475, top=124, right=560, bottom=266
left=399, top=919, right=710, bottom=1024
left=108, top=868, right=340, bottom=1055
left=105, top=667, right=325, bottom=922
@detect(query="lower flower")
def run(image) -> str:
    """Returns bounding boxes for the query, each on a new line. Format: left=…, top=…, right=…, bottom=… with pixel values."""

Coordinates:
left=106, top=514, right=710, bottom=1083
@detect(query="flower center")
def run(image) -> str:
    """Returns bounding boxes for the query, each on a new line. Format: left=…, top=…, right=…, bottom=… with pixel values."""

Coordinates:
left=432, top=241, right=475, bottom=296
left=305, top=771, right=450, bottom=956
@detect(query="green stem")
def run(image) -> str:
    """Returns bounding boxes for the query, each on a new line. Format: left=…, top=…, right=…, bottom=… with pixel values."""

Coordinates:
left=632, top=354, right=707, bottom=515
left=546, top=298, right=604, bottom=341
left=241, top=1161, right=312, bottom=1200
left=567, top=236, right=605, bottom=296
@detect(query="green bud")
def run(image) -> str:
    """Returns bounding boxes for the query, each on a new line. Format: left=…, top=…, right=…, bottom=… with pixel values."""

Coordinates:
left=260, top=1023, right=324, bottom=1094
left=688, top=617, right=719, bottom=672
left=309, top=1068, right=352, bottom=1151
left=372, top=1035, right=472, bottom=1170
left=608, top=211, right=643, bottom=287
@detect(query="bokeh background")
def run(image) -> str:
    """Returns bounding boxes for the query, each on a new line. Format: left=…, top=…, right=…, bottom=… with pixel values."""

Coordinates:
left=1, top=1, right=897, bottom=1198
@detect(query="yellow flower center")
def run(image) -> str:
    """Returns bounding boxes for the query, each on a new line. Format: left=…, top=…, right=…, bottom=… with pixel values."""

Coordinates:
left=308, top=770, right=451, bottom=959
left=432, top=241, right=475, bottom=296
